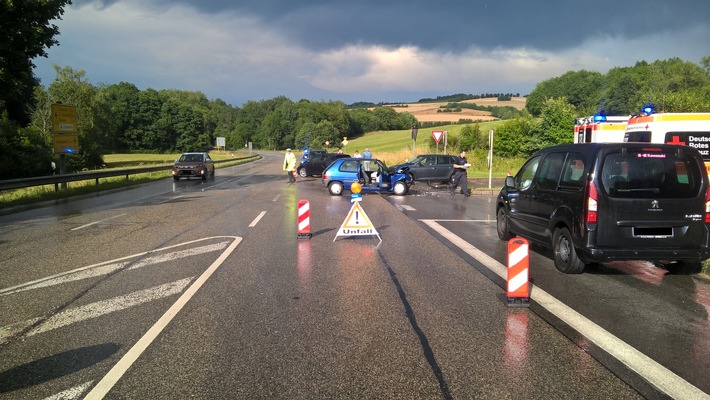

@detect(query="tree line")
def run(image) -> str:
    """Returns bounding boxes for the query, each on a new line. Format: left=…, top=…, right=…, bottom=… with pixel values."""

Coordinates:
left=525, top=57, right=710, bottom=117
left=492, top=57, right=710, bottom=158
left=1, top=65, right=417, bottom=179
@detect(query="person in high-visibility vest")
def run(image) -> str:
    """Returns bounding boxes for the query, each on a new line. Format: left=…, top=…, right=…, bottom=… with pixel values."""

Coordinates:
left=283, top=148, right=297, bottom=183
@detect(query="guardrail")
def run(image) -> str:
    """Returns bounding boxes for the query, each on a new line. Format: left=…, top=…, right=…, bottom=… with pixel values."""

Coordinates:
left=0, top=155, right=259, bottom=192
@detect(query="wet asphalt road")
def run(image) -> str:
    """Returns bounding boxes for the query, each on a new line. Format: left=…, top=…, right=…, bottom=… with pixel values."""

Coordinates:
left=0, top=153, right=706, bottom=398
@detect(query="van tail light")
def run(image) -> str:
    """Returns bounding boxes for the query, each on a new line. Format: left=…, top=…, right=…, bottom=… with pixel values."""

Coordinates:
left=586, top=182, right=598, bottom=224
left=705, top=186, right=710, bottom=223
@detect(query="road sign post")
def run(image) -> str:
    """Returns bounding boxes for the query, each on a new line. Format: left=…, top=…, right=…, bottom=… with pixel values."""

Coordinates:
left=488, top=129, right=494, bottom=189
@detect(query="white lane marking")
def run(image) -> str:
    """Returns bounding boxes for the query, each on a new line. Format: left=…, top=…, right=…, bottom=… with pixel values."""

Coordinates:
left=0, top=317, right=41, bottom=344
left=420, top=219, right=709, bottom=399
left=158, top=195, right=184, bottom=204
left=273, top=194, right=281, bottom=201
left=84, top=237, right=242, bottom=399
left=0, top=241, right=230, bottom=296
left=27, top=278, right=193, bottom=337
left=249, top=211, right=267, bottom=227
left=44, top=381, right=94, bottom=400
left=70, top=213, right=128, bottom=231
left=401, top=205, right=416, bottom=211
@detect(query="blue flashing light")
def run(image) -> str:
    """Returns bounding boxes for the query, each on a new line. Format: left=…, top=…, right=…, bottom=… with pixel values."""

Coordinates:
left=641, top=103, right=655, bottom=115
left=593, top=111, right=607, bottom=122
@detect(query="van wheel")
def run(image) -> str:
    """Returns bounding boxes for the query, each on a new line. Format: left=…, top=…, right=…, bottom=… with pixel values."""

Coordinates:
left=663, top=261, right=702, bottom=275
left=553, top=227, right=586, bottom=274
left=496, top=207, right=513, bottom=240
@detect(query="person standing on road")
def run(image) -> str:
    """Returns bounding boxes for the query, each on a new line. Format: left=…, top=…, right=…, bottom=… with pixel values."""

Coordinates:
left=450, top=150, right=470, bottom=196
left=363, top=148, right=372, bottom=159
left=283, top=148, right=297, bottom=183
left=353, top=150, right=362, bottom=158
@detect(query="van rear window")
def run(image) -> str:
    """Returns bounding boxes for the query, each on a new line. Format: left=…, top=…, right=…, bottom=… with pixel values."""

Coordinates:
left=601, top=150, right=702, bottom=199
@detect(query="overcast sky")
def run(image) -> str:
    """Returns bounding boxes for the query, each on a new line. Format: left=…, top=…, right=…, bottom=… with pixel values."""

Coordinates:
left=32, top=0, right=710, bottom=107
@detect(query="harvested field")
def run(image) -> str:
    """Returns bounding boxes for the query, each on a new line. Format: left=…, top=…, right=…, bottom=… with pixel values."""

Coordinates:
left=388, top=96, right=526, bottom=122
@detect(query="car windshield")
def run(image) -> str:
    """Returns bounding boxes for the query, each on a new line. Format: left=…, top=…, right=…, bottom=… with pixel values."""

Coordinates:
left=601, top=149, right=702, bottom=199
left=179, top=154, right=202, bottom=162
left=407, top=156, right=426, bottom=164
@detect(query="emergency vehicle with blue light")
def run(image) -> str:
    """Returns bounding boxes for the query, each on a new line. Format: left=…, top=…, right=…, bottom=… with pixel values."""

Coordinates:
left=623, top=106, right=710, bottom=173
left=574, top=114, right=630, bottom=143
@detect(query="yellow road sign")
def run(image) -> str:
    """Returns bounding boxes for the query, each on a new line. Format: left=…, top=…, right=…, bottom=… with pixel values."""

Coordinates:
left=334, top=201, right=381, bottom=242
left=51, top=104, right=78, bottom=134
left=53, top=134, right=79, bottom=154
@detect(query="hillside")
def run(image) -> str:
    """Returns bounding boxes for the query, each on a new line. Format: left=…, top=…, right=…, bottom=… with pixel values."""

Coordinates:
left=388, top=96, right=526, bottom=122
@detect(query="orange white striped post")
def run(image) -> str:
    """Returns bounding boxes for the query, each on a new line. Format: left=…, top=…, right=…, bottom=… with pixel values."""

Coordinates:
left=297, top=199, right=312, bottom=239
left=507, top=238, right=530, bottom=307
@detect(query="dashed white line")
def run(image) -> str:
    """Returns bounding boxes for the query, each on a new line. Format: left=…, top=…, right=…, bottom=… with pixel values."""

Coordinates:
left=420, top=219, right=709, bottom=400
left=249, top=211, right=267, bottom=227
left=70, top=213, right=128, bottom=231
left=400, top=205, right=416, bottom=211
left=158, top=195, right=184, bottom=204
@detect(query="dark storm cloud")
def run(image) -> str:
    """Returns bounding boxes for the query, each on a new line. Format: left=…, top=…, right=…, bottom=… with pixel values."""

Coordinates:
left=38, top=0, right=709, bottom=106
left=73, top=0, right=710, bottom=52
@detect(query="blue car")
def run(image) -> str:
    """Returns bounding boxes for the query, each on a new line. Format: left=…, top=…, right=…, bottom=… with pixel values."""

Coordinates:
left=322, top=158, right=412, bottom=196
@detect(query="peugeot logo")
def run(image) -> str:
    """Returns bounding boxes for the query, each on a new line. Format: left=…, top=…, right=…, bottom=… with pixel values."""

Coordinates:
left=651, top=200, right=660, bottom=209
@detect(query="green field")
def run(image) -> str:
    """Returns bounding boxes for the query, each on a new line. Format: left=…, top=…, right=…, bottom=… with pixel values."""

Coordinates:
left=341, top=120, right=525, bottom=178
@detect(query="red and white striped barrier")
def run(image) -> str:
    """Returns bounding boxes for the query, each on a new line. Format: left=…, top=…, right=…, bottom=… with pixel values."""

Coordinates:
left=297, top=199, right=312, bottom=239
left=506, top=238, right=530, bottom=307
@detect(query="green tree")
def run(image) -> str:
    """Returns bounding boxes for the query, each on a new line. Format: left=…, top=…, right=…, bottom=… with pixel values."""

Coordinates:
left=525, top=70, right=604, bottom=117
left=456, top=124, right=483, bottom=151
left=123, top=88, right=162, bottom=151
left=532, top=97, right=576, bottom=149
left=0, top=113, right=55, bottom=179
left=602, top=66, right=637, bottom=115
left=494, top=112, right=539, bottom=157
left=101, top=82, right=141, bottom=151
left=0, top=0, right=72, bottom=125
left=701, top=56, right=710, bottom=76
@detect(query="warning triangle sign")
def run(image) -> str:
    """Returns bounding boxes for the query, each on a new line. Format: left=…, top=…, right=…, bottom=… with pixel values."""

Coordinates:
left=334, top=202, right=381, bottom=242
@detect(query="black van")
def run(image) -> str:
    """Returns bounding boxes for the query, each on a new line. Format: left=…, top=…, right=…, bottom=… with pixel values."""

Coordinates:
left=496, top=143, right=710, bottom=274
